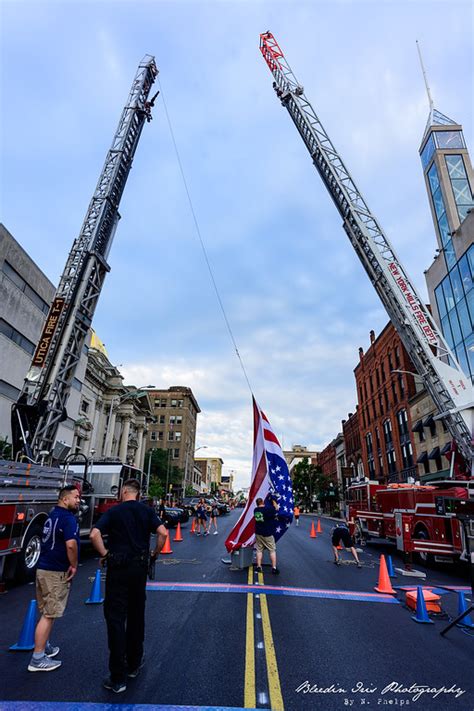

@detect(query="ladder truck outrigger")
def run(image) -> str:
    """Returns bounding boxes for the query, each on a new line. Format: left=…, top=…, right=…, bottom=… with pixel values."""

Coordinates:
left=259, top=32, right=474, bottom=563
left=0, top=56, right=158, bottom=583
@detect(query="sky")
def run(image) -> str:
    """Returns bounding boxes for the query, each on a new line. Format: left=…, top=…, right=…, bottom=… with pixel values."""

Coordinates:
left=1, top=0, right=473, bottom=490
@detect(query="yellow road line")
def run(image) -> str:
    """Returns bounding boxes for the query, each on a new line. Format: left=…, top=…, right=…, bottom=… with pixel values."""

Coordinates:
left=244, top=566, right=256, bottom=708
left=260, top=582, right=285, bottom=711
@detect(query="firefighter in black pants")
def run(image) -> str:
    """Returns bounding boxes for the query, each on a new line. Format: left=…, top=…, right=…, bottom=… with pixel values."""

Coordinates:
left=90, top=479, right=167, bottom=693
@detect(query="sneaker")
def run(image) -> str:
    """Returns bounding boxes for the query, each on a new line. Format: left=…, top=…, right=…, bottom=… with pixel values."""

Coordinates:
left=196, top=532, right=201, bottom=536
left=45, top=641, right=60, bottom=658
left=357, top=563, right=362, bottom=569
left=103, top=677, right=127, bottom=693
left=255, top=566, right=263, bottom=573
left=271, top=567, right=280, bottom=575
left=333, top=559, right=341, bottom=565
left=213, top=531, right=218, bottom=535
left=128, top=654, right=145, bottom=678
left=28, top=655, right=62, bottom=672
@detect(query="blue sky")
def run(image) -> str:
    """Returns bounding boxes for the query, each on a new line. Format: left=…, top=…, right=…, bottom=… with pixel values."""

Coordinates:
left=1, top=0, right=473, bottom=489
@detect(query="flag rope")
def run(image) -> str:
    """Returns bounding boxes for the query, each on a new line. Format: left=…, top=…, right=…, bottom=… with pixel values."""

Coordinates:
left=158, top=78, right=253, bottom=396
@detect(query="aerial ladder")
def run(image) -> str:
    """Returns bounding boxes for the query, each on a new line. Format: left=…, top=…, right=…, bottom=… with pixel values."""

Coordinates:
left=11, top=56, right=158, bottom=462
left=259, top=32, right=474, bottom=470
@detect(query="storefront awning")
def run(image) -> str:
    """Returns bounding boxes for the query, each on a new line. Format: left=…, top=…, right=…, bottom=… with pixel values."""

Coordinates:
left=423, top=415, right=435, bottom=428
left=428, top=447, right=440, bottom=460
left=440, top=442, right=452, bottom=456
left=412, top=419, right=424, bottom=433
left=416, top=451, right=428, bottom=464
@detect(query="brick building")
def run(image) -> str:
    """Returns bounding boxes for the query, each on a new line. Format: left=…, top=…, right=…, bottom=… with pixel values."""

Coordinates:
left=342, top=408, right=364, bottom=480
left=318, top=440, right=337, bottom=481
left=355, top=325, right=418, bottom=484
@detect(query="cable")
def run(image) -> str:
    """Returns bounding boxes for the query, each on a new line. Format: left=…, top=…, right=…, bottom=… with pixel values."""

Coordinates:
left=157, top=78, right=253, bottom=396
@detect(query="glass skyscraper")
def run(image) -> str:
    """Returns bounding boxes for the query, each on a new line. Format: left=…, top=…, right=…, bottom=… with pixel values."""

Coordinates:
left=421, top=109, right=474, bottom=379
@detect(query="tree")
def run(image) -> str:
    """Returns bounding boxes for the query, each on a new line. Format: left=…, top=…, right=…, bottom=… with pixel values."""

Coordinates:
left=292, top=458, right=338, bottom=512
left=143, top=448, right=183, bottom=499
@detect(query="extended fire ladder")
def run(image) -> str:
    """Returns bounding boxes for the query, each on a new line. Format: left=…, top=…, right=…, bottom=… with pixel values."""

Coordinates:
left=259, top=32, right=474, bottom=467
left=12, top=56, right=158, bottom=460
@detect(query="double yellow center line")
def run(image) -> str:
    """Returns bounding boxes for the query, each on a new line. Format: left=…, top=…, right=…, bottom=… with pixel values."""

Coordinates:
left=245, top=567, right=284, bottom=710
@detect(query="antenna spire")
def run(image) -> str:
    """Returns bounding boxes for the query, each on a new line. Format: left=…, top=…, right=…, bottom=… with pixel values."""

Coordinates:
left=416, top=40, right=434, bottom=122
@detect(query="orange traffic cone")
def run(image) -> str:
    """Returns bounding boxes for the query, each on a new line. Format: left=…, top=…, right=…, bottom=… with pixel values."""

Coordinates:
left=161, top=530, right=173, bottom=555
left=190, top=518, right=196, bottom=534
left=310, top=521, right=317, bottom=538
left=374, top=554, right=396, bottom=594
left=337, top=544, right=343, bottom=550
left=174, top=522, right=183, bottom=542
left=317, top=519, right=322, bottom=534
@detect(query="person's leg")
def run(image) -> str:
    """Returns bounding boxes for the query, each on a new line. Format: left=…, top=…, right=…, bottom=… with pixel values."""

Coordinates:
left=34, top=616, right=54, bottom=653
left=126, top=565, right=147, bottom=672
left=255, top=539, right=263, bottom=568
left=104, top=567, right=128, bottom=683
left=332, top=544, right=340, bottom=563
left=350, top=546, right=361, bottom=565
left=270, top=550, right=277, bottom=568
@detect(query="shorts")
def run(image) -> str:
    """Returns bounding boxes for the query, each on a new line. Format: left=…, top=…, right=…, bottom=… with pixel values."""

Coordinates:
left=332, top=531, right=354, bottom=548
left=255, top=534, right=276, bottom=553
left=199, top=514, right=207, bottom=521
left=36, top=569, right=71, bottom=618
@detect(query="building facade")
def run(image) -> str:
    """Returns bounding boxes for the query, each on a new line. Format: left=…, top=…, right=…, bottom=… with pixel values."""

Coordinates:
left=409, top=388, right=452, bottom=482
left=342, top=409, right=364, bottom=481
left=146, top=386, right=200, bottom=490
left=355, top=326, right=418, bottom=484
left=283, top=445, right=320, bottom=477
left=195, top=457, right=224, bottom=494
left=421, top=110, right=474, bottom=380
left=0, top=224, right=82, bottom=456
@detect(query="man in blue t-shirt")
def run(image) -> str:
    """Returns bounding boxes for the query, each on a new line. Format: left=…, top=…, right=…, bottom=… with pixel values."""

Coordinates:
left=90, top=478, right=167, bottom=693
left=254, top=496, right=280, bottom=575
left=28, top=484, right=81, bottom=673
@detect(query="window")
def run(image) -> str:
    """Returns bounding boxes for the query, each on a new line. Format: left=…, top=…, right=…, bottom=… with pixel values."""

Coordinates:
left=383, top=419, right=393, bottom=447
left=384, top=389, right=389, bottom=411
left=397, top=409, right=409, bottom=437
left=421, top=133, right=435, bottom=169
left=395, top=347, right=400, bottom=367
left=387, top=449, right=397, bottom=475
left=171, top=399, right=177, bottom=407
left=0, top=318, right=35, bottom=355
left=445, top=155, right=473, bottom=222
left=375, top=428, right=381, bottom=451
left=80, top=400, right=89, bottom=414
left=168, top=431, right=174, bottom=441
left=401, top=442, right=413, bottom=469
left=0, top=378, right=20, bottom=400
left=173, top=448, right=180, bottom=459
left=458, top=253, right=473, bottom=294
left=175, top=432, right=182, bottom=442
left=398, top=374, right=405, bottom=397
left=150, top=431, right=157, bottom=441
left=365, top=432, right=373, bottom=456
left=160, top=399, right=167, bottom=408
left=435, top=131, right=464, bottom=150
left=158, top=431, right=164, bottom=441
left=176, top=415, right=182, bottom=424
left=159, top=415, right=165, bottom=424
left=177, top=399, right=184, bottom=408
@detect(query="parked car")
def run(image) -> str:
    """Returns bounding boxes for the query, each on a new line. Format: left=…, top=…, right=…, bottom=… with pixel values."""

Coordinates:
left=183, top=497, right=228, bottom=516
left=156, top=504, right=189, bottom=528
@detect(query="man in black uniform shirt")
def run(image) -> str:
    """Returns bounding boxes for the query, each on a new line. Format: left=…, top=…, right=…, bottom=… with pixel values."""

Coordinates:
left=90, top=479, right=167, bottom=693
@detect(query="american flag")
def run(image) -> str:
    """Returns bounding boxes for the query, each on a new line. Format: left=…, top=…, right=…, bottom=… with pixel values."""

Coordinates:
left=225, top=397, right=293, bottom=552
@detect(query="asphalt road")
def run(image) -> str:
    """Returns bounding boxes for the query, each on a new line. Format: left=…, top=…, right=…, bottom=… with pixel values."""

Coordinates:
left=0, top=511, right=473, bottom=711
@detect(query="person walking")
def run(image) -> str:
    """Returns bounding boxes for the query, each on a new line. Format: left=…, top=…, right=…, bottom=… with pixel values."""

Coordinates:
left=293, top=505, right=300, bottom=527
left=254, top=496, right=280, bottom=575
left=28, top=484, right=81, bottom=672
left=207, top=502, right=219, bottom=535
left=90, top=479, right=167, bottom=693
left=331, top=520, right=362, bottom=568
left=195, top=498, right=208, bottom=536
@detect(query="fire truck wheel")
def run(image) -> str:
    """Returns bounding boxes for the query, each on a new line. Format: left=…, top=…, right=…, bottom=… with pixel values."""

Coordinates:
left=17, top=522, right=44, bottom=583
left=414, top=528, right=433, bottom=565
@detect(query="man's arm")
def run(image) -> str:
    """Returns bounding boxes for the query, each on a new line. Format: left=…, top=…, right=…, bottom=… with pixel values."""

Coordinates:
left=65, top=539, right=78, bottom=581
left=150, top=524, right=167, bottom=557
left=90, top=527, right=108, bottom=560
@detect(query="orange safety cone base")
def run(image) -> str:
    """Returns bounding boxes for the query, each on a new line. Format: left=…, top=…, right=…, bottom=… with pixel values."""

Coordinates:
left=190, top=519, right=196, bottom=534
left=161, top=531, right=173, bottom=555
left=174, top=522, right=183, bottom=542
left=374, top=554, right=396, bottom=594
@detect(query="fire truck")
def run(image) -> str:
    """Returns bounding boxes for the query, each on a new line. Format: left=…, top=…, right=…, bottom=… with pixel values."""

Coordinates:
left=346, top=479, right=473, bottom=562
left=0, top=459, right=145, bottom=582
left=259, top=33, right=474, bottom=560
left=0, top=56, right=158, bottom=584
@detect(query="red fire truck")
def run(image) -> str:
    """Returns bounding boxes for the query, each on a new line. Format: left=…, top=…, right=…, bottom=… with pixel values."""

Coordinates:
left=347, top=479, right=474, bottom=563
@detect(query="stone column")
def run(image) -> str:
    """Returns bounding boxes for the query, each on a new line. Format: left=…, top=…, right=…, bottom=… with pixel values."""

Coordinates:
left=103, top=402, right=117, bottom=457
left=119, top=416, right=131, bottom=463
left=135, top=424, right=144, bottom=468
